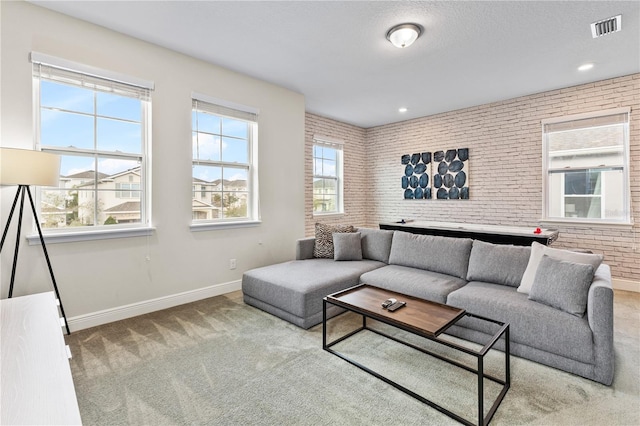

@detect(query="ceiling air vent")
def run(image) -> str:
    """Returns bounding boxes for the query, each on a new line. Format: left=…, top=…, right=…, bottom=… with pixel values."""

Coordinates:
left=591, top=15, right=622, bottom=38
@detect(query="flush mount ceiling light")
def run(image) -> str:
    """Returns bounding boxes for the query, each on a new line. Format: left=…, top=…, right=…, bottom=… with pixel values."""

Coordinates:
left=578, top=63, right=594, bottom=71
left=386, top=23, right=422, bottom=48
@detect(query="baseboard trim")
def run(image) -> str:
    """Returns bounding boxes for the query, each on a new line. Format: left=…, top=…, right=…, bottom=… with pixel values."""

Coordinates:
left=612, top=278, right=640, bottom=293
left=67, top=280, right=242, bottom=332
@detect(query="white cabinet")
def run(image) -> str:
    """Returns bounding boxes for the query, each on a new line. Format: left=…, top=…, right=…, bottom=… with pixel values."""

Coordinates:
left=1, top=291, right=81, bottom=425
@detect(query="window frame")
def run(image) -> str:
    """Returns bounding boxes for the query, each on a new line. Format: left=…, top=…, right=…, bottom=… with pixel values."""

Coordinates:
left=29, top=53, right=154, bottom=244
left=190, top=93, right=260, bottom=231
left=541, top=107, right=631, bottom=225
left=312, top=135, right=344, bottom=216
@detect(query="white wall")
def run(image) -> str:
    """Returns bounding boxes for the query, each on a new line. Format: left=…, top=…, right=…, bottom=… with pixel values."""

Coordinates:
left=0, top=1, right=306, bottom=327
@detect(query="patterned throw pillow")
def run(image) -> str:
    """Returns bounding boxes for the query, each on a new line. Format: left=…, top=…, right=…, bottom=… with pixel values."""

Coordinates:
left=313, top=223, right=355, bottom=258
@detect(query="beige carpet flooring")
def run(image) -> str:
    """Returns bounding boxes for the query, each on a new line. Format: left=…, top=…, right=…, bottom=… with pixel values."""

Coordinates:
left=65, top=289, right=640, bottom=425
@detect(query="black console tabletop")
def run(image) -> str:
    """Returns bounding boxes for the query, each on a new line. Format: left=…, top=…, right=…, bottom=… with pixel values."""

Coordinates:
left=380, top=220, right=558, bottom=246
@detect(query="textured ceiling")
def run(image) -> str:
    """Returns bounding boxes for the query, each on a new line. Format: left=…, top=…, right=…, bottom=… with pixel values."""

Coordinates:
left=29, top=1, right=640, bottom=128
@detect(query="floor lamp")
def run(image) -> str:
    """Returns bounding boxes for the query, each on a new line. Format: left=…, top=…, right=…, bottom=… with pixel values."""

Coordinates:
left=0, top=147, right=70, bottom=334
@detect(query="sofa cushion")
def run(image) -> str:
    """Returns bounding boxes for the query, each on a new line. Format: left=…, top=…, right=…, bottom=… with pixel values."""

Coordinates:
left=466, top=240, right=531, bottom=287
left=333, top=232, right=363, bottom=261
left=528, top=255, right=595, bottom=317
left=313, top=223, right=355, bottom=258
left=242, top=258, right=384, bottom=318
left=360, top=265, right=467, bottom=304
left=358, top=228, right=394, bottom=263
left=388, top=231, right=472, bottom=279
left=446, top=281, right=594, bottom=364
left=518, top=242, right=603, bottom=294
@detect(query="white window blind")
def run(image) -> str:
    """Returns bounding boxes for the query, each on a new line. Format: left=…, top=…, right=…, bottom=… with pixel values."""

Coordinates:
left=31, top=52, right=153, bottom=97
left=313, top=135, right=344, bottom=149
left=192, top=92, right=258, bottom=122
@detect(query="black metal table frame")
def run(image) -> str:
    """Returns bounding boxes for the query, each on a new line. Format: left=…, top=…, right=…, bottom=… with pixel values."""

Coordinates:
left=322, top=298, right=510, bottom=426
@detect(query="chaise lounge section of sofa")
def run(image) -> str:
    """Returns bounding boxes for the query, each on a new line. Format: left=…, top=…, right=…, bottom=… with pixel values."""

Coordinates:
left=242, top=228, right=392, bottom=329
left=242, top=227, right=614, bottom=385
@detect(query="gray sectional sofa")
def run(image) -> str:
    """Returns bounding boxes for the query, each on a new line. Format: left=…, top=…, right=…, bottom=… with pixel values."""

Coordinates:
left=242, top=228, right=614, bottom=385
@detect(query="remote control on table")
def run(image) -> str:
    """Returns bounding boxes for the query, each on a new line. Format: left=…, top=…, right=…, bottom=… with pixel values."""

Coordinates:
left=381, top=298, right=397, bottom=308
left=387, top=301, right=406, bottom=312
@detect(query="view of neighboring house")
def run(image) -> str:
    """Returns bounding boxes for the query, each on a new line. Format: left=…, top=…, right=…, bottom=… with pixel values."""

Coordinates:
left=192, top=177, right=248, bottom=220
left=41, top=170, right=109, bottom=227
left=42, top=167, right=248, bottom=227
left=77, top=168, right=142, bottom=225
left=312, top=178, right=338, bottom=213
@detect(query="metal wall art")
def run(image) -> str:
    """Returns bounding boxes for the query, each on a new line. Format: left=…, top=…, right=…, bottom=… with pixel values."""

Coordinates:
left=401, top=148, right=469, bottom=200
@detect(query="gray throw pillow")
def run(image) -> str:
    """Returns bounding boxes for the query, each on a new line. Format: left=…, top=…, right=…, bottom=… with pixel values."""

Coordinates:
left=358, top=228, right=393, bottom=263
left=528, top=255, right=595, bottom=317
left=388, top=231, right=473, bottom=279
left=313, top=223, right=355, bottom=258
left=333, top=232, right=363, bottom=261
left=518, top=242, right=603, bottom=294
left=466, top=240, right=531, bottom=287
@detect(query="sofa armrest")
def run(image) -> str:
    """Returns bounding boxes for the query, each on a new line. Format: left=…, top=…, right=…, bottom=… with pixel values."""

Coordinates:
left=587, top=263, right=614, bottom=385
left=296, top=237, right=316, bottom=260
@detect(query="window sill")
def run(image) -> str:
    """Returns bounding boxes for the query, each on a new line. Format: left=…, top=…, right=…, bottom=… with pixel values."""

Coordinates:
left=313, top=212, right=345, bottom=219
left=190, top=220, right=261, bottom=232
left=540, top=219, right=634, bottom=230
left=27, top=226, right=156, bottom=245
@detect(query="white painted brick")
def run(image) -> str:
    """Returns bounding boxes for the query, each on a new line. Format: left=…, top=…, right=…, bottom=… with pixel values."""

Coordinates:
left=305, top=74, right=640, bottom=281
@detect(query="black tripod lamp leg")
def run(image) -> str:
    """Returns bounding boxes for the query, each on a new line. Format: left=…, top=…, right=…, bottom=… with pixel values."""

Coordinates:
left=0, top=185, right=24, bottom=252
left=25, top=186, right=71, bottom=335
left=8, top=186, right=26, bottom=299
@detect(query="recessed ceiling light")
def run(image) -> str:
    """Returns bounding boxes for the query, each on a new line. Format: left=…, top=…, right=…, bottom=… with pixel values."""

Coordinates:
left=399, top=107, right=408, bottom=113
left=578, top=63, right=594, bottom=71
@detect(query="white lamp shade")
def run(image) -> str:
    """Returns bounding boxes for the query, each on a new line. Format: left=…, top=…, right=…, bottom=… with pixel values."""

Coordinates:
left=0, top=148, right=61, bottom=186
left=387, top=24, right=422, bottom=48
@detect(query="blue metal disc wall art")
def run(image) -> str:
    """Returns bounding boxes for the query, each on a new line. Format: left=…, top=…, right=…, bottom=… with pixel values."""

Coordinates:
left=401, top=152, right=432, bottom=199
left=401, top=148, right=469, bottom=200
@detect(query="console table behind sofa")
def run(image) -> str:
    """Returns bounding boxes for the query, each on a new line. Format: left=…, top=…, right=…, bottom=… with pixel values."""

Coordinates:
left=379, top=221, right=558, bottom=246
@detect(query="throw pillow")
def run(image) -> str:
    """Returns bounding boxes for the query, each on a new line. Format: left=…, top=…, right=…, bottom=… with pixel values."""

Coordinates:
left=388, top=231, right=473, bottom=279
left=466, top=240, right=531, bottom=287
left=333, top=232, right=363, bottom=261
left=528, top=255, right=595, bottom=317
left=359, top=228, right=394, bottom=263
left=517, top=242, right=603, bottom=294
left=313, top=223, right=355, bottom=258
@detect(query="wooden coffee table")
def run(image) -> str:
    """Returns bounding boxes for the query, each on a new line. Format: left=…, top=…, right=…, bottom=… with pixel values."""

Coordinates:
left=323, top=284, right=510, bottom=426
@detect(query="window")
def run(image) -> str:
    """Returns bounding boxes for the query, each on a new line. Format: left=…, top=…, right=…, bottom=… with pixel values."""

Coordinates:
left=543, top=108, right=630, bottom=224
left=191, top=94, right=259, bottom=225
left=32, top=53, right=152, bottom=232
left=116, top=183, right=141, bottom=199
left=313, top=136, right=344, bottom=214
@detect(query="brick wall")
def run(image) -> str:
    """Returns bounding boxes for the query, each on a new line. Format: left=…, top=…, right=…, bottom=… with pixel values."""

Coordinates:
left=304, top=113, right=368, bottom=236
left=364, top=74, right=640, bottom=282
left=305, top=74, right=640, bottom=282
